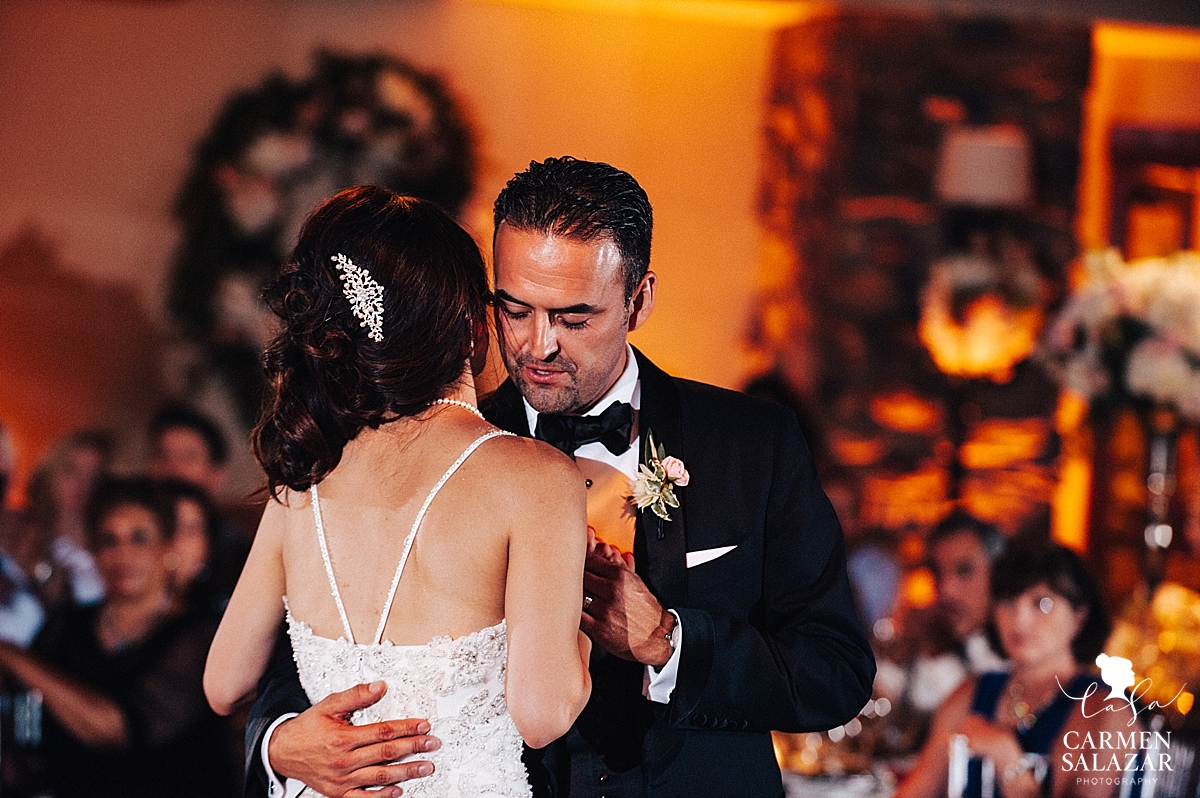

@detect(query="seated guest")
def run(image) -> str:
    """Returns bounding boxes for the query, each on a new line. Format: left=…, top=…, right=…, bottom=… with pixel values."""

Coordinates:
left=925, top=512, right=1008, bottom=674
left=895, top=540, right=1128, bottom=798
left=0, top=419, right=45, bottom=647
left=6, top=430, right=112, bottom=613
left=159, top=478, right=230, bottom=617
left=0, top=477, right=239, bottom=798
left=147, top=404, right=249, bottom=607
left=874, top=512, right=1007, bottom=756
left=847, top=527, right=902, bottom=629
left=148, top=404, right=230, bottom=498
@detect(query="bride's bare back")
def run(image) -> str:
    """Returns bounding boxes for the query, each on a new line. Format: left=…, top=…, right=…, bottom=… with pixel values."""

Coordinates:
left=282, top=417, right=529, bottom=645
left=206, top=409, right=591, bottom=749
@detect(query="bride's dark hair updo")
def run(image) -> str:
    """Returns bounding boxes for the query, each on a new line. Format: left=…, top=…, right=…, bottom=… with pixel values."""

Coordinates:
left=253, top=185, right=490, bottom=495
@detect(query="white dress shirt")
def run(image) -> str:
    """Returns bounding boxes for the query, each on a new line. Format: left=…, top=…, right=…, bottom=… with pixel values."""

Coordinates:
left=522, top=344, right=682, bottom=704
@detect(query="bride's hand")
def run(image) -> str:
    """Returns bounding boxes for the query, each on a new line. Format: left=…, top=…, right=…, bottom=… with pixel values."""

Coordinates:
left=588, top=539, right=632, bottom=571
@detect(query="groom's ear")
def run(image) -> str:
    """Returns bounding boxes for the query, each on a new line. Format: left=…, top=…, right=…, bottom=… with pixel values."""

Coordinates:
left=627, top=271, right=656, bottom=333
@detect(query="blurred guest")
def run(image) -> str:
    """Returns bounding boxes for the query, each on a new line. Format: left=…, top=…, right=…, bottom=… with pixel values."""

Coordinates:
left=0, top=420, right=46, bottom=647
left=848, top=527, right=902, bottom=630
left=873, top=512, right=1006, bottom=758
left=159, top=478, right=232, bottom=617
left=147, top=404, right=249, bottom=610
left=7, top=430, right=111, bottom=612
left=148, top=403, right=230, bottom=497
left=895, top=540, right=1126, bottom=798
left=0, top=477, right=238, bottom=798
left=926, top=512, right=1007, bottom=674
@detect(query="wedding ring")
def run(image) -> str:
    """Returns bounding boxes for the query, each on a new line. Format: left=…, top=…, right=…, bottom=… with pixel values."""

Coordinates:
left=583, top=595, right=594, bottom=612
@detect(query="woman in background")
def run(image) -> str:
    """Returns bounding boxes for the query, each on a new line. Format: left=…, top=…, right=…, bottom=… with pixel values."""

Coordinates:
left=160, top=478, right=230, bottom=618
left=14, top=430, right=111, bottom=608
left=0, top=431, right=110, bottom=649
left=895, top=540, right=1130, bottom=798
left=0, top=477, right=238, bottom=798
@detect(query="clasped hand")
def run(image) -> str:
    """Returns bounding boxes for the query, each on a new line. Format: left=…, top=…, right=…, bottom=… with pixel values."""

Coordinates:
left=957, top=715, right=1039, bottom=798
left=580, top=534, right=674, bottom=669
left=269, top=681, right=440, bottom=798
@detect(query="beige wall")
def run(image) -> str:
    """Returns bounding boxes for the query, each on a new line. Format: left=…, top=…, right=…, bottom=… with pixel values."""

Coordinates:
left=0, top=0, right=818, bottom=486
left=275, top=0, right=818, bottom=385
left=0, top=0, right=816, bottom=382
left=0, top=0, right=278, bottom=316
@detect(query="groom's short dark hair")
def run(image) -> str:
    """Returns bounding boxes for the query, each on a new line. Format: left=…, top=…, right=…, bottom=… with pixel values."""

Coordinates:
left=493, top=156, right=652, bottom=303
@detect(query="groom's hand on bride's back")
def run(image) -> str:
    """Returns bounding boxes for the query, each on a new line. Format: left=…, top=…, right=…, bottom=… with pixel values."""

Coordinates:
left=269, top=681, right=440, bottom=798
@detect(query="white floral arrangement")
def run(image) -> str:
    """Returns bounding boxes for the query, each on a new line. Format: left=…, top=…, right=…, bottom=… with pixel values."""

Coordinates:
left=1039, top=248, right=1200, bottom=421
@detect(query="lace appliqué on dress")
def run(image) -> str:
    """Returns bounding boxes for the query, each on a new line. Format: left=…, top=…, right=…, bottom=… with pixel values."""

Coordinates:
left=286, top=604, right=530, bottom=798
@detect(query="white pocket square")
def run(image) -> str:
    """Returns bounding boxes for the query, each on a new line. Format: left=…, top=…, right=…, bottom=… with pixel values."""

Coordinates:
left=686, top=545, right=736, bottom=568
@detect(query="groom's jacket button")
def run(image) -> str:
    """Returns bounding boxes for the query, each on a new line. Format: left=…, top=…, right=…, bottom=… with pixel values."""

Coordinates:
left=598, top=774, right=609, bottom=783
left=694, top=713, right=708, bottom=725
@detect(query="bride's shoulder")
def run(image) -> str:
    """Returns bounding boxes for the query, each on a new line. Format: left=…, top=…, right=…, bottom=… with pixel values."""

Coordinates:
left=258, top=486, right=312, bottom=517
left=472, top=433, right=583, bottom=496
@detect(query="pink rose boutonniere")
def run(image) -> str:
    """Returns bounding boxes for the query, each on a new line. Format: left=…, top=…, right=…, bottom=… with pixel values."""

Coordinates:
left=630, top=429, right=689, bottom=523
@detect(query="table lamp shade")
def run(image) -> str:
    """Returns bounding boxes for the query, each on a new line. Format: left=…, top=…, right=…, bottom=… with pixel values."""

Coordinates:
left=935, top=125, right=1032, bottom=208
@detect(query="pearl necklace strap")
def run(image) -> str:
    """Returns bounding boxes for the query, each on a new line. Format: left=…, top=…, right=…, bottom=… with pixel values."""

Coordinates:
left=432, top=397, right=486, bottom=421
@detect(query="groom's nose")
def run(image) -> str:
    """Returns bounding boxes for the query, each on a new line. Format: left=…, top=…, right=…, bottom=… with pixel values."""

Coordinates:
left=531, top=313, right=560, bottom=361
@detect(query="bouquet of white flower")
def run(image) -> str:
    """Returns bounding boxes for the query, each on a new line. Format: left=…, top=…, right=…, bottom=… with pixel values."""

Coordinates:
left=1039, top=248, right=1200, bottom=421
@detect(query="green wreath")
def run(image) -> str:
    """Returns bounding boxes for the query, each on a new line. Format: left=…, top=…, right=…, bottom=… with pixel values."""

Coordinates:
left=168, top=51, right=475, bottom=424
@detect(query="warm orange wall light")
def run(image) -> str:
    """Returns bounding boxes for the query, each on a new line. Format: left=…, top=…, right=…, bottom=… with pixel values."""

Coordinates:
left=473, top=0, right=830, bottom=28
left=1057, top=23, right=1200, bottom=553
left=1078, top=23, right=1200, bottom=250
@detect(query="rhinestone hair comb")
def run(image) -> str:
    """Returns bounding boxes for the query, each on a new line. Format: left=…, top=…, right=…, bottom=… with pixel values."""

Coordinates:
left=331, top=253, right=385, bottom=342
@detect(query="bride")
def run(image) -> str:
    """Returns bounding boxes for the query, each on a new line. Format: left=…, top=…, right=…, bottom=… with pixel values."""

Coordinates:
left=204, top=186, right=592, bottom=796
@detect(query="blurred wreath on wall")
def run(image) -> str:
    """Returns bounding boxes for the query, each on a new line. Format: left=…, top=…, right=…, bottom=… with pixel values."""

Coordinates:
left=168, top=50, right=475, bottom=426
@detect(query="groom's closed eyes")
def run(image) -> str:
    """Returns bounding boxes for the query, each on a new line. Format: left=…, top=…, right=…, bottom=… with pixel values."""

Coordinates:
left=495, top=289, right=599, bottom=330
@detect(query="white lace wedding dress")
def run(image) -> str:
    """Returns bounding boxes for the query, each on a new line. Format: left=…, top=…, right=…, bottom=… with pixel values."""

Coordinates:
left=286, top=430, right=531, bottom=798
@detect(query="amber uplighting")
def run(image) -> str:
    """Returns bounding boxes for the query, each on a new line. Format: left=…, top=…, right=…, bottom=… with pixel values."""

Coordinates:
left=900, top=567, right=937, bottom=609
left=478, top=0, right=830, bottom=28
left=1041, top=394, right=1092, bottom=554
left=869, top=391, right=942, bottom=435
left=917, top=294, right=1043, bottom=383
left=0, top=230, right=163, bottom=502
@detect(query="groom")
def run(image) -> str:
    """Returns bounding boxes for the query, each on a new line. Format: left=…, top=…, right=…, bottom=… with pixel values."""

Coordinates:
left=246, top=157, right=874, bottom=798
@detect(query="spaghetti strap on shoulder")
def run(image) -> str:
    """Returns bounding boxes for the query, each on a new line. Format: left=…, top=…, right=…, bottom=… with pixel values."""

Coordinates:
left=373, top=429, right=513, bottom=644
left=310, top=483, right=355, bottom=643
left=307, top=429, right=515, bottom=646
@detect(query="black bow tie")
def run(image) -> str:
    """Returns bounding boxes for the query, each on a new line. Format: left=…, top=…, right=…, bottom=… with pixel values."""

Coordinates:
left=534, top=401, right=635, bottom=457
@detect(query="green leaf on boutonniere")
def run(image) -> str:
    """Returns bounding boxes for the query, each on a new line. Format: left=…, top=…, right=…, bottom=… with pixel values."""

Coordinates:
left=631, top=428, right=685, bottom=523
left=643, top=428, right=658, bottom=465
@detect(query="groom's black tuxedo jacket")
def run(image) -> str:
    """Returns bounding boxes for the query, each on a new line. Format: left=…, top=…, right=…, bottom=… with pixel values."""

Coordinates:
left=243, top=349, right=874, bottom=798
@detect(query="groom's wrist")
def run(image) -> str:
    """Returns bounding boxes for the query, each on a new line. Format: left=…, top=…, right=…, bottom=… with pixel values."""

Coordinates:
left=261, top=713, right=300, bottom=797
left=644, top=608, right=678, bottom=668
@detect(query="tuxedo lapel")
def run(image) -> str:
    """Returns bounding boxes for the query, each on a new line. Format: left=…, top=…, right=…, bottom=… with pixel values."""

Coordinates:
left=481, top=380, right=532, bottom=436
left=632, top=348, right=688, bottom=613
